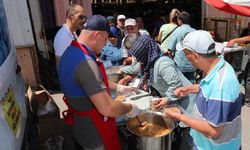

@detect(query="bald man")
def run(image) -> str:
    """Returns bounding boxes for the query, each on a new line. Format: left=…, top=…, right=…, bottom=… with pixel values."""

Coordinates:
left=54, top=4, right=86, bottom=67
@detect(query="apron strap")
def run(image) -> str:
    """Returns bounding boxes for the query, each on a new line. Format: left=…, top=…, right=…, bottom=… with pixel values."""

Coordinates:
left=71, top=41, right=110, bottom=94
left=61, top=41, right=121, bottom=149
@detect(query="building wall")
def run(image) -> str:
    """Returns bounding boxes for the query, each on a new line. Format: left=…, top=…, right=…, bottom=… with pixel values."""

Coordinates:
left=4, top=0, right=92, bottom=58
left=28, top=0, right=46, bottom=56
left=3, top=0, right=34, bottom=47
left=202, top=1, right=250, bottom=40
left=3, top=0, right=40, bottom=86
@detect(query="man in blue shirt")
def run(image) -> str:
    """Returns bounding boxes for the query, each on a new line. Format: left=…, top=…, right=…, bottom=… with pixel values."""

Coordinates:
left=165, top=30, right=242, bottom=150
left=58, top=15, right=140, bottom=149
left=167, top=11, right=196, bottom=82
left=54, top=4, right=85, bottom=67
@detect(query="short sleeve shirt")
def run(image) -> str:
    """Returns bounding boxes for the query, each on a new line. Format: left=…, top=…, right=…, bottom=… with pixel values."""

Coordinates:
left=58, top=44, right=106, bottom=148
left=190, top=56, right=242, bottom=150
left=167, top=24, right=196, bottom=72
left=54, top=24, right=78, bottom=57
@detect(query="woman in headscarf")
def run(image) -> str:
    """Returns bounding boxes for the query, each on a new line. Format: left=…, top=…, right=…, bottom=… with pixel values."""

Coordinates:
left=123, top=33, right=196, bottom=149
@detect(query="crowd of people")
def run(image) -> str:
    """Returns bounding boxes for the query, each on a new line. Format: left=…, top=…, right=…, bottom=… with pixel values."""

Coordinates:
left=53, top=4, right=248, bottom=150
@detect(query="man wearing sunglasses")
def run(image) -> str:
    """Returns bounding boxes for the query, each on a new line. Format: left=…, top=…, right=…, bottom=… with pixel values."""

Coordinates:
left=54, top=4, right=86, bottom=67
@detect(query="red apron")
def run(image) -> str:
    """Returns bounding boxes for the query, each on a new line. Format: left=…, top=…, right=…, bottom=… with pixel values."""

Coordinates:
left=62, top=41, right=121, bottom=150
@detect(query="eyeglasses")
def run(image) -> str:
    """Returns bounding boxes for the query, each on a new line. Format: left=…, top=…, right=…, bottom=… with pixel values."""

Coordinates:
left=76, top=15, right=87, bottom=20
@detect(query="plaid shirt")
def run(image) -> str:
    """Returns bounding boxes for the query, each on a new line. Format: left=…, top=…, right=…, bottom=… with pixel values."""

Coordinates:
left=129, top=35, right=161, bottom=85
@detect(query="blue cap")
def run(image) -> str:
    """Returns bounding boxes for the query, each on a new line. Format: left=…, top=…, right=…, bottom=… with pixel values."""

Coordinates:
left=109, top=26, right=119, bottom=38
left=85, top=15, right=111, bottom=34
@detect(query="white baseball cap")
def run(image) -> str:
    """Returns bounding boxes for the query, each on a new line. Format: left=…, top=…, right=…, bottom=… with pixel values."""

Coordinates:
left=177, top=30, right=216, bottom=54
left=117, top=14, right=126, bottom=20
left=125, top=18, right=137, bottom=27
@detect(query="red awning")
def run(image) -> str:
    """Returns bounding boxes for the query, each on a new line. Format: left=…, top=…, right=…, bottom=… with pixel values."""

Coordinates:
left=205, top=0, right=250, bottom=16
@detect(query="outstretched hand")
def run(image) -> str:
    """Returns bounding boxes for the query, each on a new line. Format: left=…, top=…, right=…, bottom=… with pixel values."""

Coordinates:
left=163, top=107, right=183, bottom=121
left=227, top=39, right=236, bottom=47
left=174, top=86, right=190, bottom=99
left=152, top=97, right=168, bottom=110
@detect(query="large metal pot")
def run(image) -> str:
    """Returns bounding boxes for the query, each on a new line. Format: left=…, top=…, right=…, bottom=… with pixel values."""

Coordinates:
left=105, top=66, right=124, bottom=83
left=126, top=112, right=174, bottom=150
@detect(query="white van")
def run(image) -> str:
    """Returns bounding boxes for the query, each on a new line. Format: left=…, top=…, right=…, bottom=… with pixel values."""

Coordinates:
left=0, top=0, right=28, bottom=149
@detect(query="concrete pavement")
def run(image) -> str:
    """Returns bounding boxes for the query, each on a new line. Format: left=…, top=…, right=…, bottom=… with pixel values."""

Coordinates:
left=242, top=105, right=250, bottom=150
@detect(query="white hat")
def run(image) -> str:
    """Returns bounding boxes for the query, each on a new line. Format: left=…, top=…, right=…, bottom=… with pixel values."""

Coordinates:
left=117, top=14, right=126, bottom=20
left=177, top=30, right=215, bottom=54
left=125, top=18, right=137, bottom=27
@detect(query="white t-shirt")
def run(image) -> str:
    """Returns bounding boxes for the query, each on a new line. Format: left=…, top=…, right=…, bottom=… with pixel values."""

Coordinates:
left=53, top=24, right=78, bottom=57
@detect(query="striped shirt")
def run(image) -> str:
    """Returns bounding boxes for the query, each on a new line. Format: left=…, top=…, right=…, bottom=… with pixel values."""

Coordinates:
left=190, top=56, right=242, bottom=150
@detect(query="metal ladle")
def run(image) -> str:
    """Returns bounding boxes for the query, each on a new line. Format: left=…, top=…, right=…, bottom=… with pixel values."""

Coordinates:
left=135, top=116, right=145, bottom=127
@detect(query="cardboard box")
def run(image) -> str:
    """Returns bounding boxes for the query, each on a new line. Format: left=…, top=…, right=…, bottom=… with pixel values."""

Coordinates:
left=27, top=85, right=61, bottom=145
